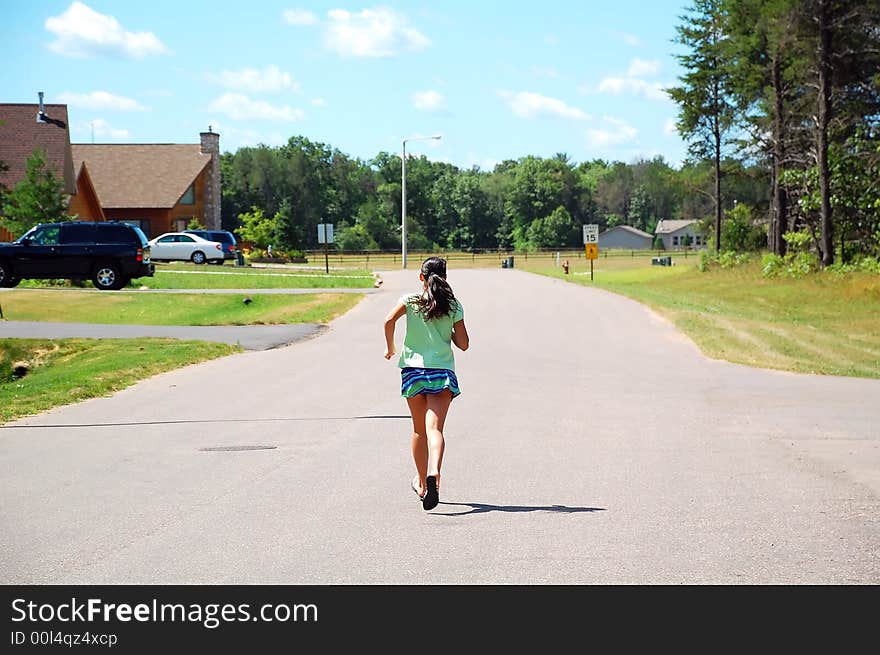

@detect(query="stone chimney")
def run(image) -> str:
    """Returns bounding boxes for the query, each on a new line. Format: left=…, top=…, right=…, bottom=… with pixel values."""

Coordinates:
left=200, top=127, right=221, bottom=229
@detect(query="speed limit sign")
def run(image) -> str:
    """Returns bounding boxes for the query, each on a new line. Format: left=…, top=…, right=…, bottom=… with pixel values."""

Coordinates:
left=583, top=224, right=598, bottom=244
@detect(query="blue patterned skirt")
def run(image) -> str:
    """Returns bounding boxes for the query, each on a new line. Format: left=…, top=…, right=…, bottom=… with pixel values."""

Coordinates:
left=401, top=367, right=461, bottom=399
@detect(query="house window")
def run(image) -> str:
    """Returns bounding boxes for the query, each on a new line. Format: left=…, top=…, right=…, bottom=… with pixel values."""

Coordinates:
left=672, top=236, right=679, bottom=246
left=180, top=184, right=195, bottom=205
left=175, top=218, right=190, bottom=232
left=695, top=235, right=702, bottom=246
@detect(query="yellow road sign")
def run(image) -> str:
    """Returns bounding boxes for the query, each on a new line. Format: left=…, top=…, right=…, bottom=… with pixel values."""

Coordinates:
left=585, top=243, right=598, bottom=259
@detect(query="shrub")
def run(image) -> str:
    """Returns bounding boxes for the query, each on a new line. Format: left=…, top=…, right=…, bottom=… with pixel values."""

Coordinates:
left=761, top=230, right=819, bottom=278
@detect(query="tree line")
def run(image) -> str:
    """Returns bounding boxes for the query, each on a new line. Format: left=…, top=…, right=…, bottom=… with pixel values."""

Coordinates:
left=221, top=140, right=771, bottom=256
left=669, top=0, right=880, bottom=265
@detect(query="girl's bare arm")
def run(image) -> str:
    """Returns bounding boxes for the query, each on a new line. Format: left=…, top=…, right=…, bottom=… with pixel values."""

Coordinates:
left=452, top=319, right=469, bottom=351
left=383, top=303, right=406, bottom=359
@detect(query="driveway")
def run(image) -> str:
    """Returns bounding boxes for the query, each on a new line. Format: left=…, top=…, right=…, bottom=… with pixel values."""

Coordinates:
left=0, top=320, right=325, bottom=351
left=1, top=268, right=878, bottom=583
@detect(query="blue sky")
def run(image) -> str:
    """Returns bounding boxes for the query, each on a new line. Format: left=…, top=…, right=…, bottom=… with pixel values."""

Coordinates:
left=2, top=1, right=692, bottom=170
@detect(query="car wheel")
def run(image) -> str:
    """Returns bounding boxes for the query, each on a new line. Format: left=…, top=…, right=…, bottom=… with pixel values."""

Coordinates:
left=92, top=263, right=123, bottom=290
left=0, top=261, right=17, bottom=287
left=191, top=251, right=207, bottom=264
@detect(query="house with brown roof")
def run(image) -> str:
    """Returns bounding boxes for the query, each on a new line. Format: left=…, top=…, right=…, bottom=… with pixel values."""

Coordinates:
left=71, top=130, right=222, bottom=238
left=1, top=95, right=221, bottom=240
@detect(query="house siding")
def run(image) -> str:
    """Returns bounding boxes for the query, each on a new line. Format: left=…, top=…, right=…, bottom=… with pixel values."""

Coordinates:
left=658, top=226, right=706, bottom=250
left=599, top=227, right=653, bottom=250
left=67, top=165, right=105, bottom=222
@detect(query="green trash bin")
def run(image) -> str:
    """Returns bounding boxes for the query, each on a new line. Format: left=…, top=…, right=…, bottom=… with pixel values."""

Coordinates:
left=508, top=256, right=514, bottom=268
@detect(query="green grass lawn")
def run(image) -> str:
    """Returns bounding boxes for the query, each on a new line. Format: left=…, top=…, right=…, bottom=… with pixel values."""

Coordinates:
left=525, top=255, right=880, bottom=379
left=133, top=262, right=376, bottom=289
left=0, top=338, right=239, bottom=424
left=0, top=290, right=363, bottom=325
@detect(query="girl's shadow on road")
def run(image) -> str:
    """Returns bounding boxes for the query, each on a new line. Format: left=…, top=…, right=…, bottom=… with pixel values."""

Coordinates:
left=435, top=502, right=605, bottom=516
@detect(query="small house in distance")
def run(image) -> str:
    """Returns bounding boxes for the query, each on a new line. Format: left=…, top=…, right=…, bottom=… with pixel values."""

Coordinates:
left=654, top=219, right=705, bottom=250
left=598, top=225, right=653, bottom=250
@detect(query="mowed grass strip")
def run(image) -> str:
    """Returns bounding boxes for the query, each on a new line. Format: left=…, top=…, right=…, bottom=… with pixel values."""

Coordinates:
left=525, top=256, right=880, bottom=379
left=132, top=262, right=376, bottom=289
left=0, top=290, right=364, bottom=326
left=0, top=338, right=239, bottom=424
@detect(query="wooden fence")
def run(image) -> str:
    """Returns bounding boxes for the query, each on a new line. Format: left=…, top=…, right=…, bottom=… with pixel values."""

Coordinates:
left=0, top=225, right=15, bottom=243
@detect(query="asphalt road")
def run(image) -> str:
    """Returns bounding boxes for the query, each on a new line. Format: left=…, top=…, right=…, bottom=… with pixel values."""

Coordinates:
left=1, top=268, right=878, bottom=583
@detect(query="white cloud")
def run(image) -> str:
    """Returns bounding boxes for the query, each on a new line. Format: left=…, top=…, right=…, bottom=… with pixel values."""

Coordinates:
left=282, top=8, right=318, bottom=25
left=311, top=98, right=327, bottom=107
left=45, top=1, right=169, bottom=59
left=208, top=93, right=305, bottom=122
left=597, top=77, right=669, bottom=101
left=501, top=91, right=591, bottom=120
left=212, top=65, right=299, bottom=93
left=627, top=58, right=661, bottom=77
left=664, top=118, right=677, bottom=135
left=58, top=90, right=147, bottom=111
left=80, top=118, right=130, bottom=140
left=324, top=8, right=429, bottom=58
left=587, top=117, right=638, bottom=147
left=412, top=90, right=444, bottom=111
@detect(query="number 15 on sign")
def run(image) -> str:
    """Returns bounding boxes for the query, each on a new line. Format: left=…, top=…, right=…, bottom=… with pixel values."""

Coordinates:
left=583, top=224, right=598, bottom=244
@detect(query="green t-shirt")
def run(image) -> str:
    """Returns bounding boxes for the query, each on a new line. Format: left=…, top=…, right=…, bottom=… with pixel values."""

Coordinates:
left=397, top=292, right=465, bottom=370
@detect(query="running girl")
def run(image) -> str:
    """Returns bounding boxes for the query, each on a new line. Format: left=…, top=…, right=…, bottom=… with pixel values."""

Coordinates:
left=383, top=257, right=469, bottom=511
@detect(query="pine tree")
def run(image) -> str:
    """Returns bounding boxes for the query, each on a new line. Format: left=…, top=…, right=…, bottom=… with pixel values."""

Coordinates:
left=667, top=0, right=738, bottom=253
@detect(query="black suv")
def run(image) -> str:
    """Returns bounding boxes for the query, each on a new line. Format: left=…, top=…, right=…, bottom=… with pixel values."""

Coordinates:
left=0, top=221, right=155, bottom=290
left=184, top=229, right=238, bottom=263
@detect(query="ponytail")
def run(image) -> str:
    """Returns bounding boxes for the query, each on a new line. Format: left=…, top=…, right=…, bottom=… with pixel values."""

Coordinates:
left=415, top=257, right=457, bottom=320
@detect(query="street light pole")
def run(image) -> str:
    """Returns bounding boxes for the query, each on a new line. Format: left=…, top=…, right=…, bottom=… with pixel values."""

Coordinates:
left=401, top=134, right=441, bottom=269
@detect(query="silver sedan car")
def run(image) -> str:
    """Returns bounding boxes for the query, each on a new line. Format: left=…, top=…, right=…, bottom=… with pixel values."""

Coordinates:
left=147, top=232, right=225, bottom=264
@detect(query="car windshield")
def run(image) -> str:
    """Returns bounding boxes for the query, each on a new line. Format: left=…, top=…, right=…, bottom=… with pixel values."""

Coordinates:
left=16, top=226, right=39, bottom=243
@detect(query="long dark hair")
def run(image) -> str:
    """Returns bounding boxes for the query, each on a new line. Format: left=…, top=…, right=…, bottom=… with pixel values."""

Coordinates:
left=414, top=257, right=457, bottom=320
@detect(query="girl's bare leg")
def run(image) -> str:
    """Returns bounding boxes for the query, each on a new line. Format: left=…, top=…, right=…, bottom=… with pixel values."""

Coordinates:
left=425, top=389, right=453, bottom=487
left=406, top=394, right=428, bottom=497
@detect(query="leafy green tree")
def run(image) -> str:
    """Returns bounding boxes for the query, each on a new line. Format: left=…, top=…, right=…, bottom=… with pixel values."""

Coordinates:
left=336, top=223, right=378, bottom=251
left=798, top=0, right=880, bottom=265
left=594, top=162, right=634, bottom=228
left=720, top=203, right=767, bottom=251
left=1, top=149, right=69, bottom=234
left=235, top=206, right=275, bottom=249
left=724, top=0, right=806, bottom=256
